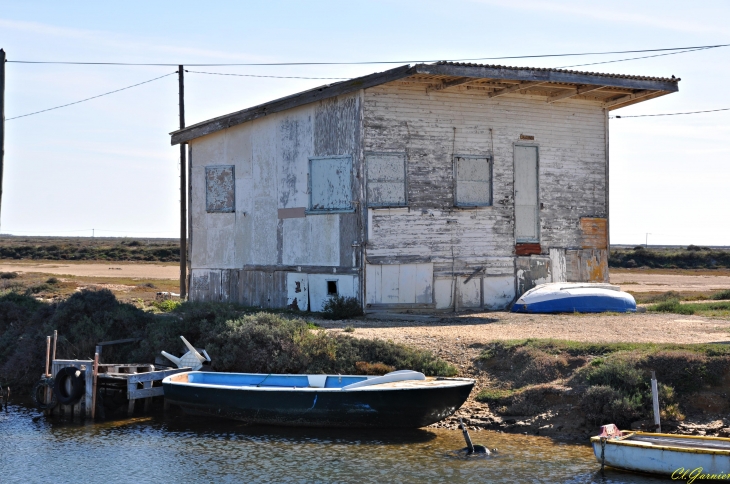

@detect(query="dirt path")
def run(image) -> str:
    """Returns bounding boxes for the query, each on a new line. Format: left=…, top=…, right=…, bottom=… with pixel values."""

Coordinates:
left=0, top=260, right=179, bottom=279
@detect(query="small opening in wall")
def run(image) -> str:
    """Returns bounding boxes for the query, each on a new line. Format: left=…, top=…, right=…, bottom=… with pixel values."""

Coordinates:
left=327, top=280, right=338, bottom=296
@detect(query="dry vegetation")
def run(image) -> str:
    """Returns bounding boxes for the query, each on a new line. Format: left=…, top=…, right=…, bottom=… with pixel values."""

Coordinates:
left=0, top=236, right=180, bottom=262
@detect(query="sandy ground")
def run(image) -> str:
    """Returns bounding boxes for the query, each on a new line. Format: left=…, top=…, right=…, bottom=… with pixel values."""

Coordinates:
left=0, top=260, right=179, bottom=279
left=610, top=269, right=730, bottom=292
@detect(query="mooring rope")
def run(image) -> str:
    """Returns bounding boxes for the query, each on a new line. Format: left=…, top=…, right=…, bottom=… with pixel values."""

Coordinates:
left=600, top=437, right=607, bottom=472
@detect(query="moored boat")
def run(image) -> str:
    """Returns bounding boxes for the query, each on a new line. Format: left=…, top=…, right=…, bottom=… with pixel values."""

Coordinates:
left=162, top=370, right=474, bottom=428
left=591, top=424, right=730, bottom=476
left=512, top=282, right=636, bottom=313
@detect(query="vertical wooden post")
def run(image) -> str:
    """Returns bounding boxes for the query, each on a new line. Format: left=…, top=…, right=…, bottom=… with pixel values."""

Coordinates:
left=52, top=330, right=58, bottom=362
left=651, top=370, right=661, bottom=433
left=45, top=336, right=51, bottom=377
left=0, top=49, right=5, bottom=230
left=91, top=353, right=99, bottom=420
left=178, top=65, right=187, bottom=299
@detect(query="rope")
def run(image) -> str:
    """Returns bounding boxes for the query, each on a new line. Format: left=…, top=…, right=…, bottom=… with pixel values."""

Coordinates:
left=256, top=374, right=272, bottom=387
left=600, top=437, right=607, bottom=472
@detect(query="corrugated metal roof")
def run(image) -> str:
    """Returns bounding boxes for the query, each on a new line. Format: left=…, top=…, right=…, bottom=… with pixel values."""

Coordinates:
left=434, top=61, right=680, bottom=82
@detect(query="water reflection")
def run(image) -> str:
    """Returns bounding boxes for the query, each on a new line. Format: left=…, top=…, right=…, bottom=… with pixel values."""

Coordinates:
left=1, top=405, right=667, bottom=483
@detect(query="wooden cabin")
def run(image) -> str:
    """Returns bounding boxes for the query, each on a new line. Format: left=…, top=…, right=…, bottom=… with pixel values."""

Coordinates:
left=170, top=62, right=679, bottom=312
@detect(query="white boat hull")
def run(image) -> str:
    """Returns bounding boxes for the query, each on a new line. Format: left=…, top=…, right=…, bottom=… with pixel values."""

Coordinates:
left=591, top=434, right=730, bottom=477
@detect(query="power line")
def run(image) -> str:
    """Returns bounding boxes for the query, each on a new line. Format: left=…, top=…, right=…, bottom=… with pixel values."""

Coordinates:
left=6, top=71, right=177, bottom=120
left=6, top=43, right=730, bottom=66
left=557, top=46, right=716, bottom=69
left=185, top=69, right=348, bottom=80
left=611, top=107, right=730, bottom=119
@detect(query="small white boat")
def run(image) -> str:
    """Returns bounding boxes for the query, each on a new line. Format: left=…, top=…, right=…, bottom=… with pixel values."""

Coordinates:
left=512, top=282, right=636, bottom=313
left=591, top=424, right=730, bottom=476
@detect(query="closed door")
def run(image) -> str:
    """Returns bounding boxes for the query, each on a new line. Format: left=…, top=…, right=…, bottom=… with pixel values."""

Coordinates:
left=514, top=145, right=539, bottom=243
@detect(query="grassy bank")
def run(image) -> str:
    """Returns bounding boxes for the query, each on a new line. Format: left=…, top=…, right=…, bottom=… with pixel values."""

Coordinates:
left=0, top=236, right=179, bottom=262
left=0, top=289, right=456, bottom=394
left=475, top=339, right=730, bottom=428
left=610, top=246, right=730, bottom=269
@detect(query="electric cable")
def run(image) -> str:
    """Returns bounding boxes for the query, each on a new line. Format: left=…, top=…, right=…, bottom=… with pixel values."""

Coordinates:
left=611, top=107, right=730, bottom=119
left=185, top=69, right=348, bottom=79
left=557, top=46, right=715, bottom=69
left=6, top=43, right=730, bottom=66
left=6, top=71, right=177, bottom=120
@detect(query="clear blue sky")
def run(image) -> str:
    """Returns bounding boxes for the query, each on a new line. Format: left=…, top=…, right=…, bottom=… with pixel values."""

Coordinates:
left=1, top=0, right=728, bottom=245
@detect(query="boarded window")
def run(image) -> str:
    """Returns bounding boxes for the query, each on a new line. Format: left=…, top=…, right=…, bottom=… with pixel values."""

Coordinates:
left=366, top=152, right=406, bottom=207
left=205, top=165, right=235, bottom=213
left=454, top=155, right=492, bottom=207
left=309, top=156, right=352, bottom=212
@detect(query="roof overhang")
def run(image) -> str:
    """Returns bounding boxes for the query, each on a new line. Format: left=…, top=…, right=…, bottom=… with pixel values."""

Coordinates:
left=171, top=62, right=679, bottom=145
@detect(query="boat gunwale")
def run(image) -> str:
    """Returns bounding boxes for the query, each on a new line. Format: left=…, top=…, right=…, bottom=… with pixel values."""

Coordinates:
left=590, top=431, right=730, bottom=456
left=162, top=372, right=475, bottom=392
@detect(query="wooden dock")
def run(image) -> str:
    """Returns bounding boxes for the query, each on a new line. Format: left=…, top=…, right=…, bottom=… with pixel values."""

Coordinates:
left=47, top=360, right=189, bottom=420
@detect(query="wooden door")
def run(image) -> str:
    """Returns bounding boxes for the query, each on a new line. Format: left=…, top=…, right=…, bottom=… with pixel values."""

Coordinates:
left=514, top=145, right=539, bottom=243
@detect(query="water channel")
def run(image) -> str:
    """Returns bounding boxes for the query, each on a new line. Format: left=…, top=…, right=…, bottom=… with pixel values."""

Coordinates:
left=1, top=404, right=666, bottom=483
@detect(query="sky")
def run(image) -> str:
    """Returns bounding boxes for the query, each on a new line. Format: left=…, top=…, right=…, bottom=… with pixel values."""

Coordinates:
left=0, top=0, right=728, bottom=245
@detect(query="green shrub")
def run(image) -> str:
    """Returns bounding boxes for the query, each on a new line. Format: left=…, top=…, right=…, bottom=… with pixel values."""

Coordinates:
left=321, top=295, right=363, bottom=320
left=151, top=299, right=182, bottom=313
left=649, top=299, right=695, bottom=315
left=711, top=289, right=730, bottom=301
left=46, top=277, right=60, bottom=285
left=582, top=385, right=643, bottom=427
left=0, top=272, right=18, bottom=279
left=582, top=356, right=646, bottom=394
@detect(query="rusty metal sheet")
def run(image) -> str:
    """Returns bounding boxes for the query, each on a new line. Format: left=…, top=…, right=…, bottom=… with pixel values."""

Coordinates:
left=580, top=217, right=608, bottom=249
left=205, top=165, right=235, bottom=213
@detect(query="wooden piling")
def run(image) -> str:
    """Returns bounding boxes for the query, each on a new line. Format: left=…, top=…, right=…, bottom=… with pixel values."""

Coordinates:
left=52, top=330, right=57, bottom=362
left=651, top=370, right=661, bottom=433
left=45, top=336, right=51, bottom=377
left=91, top=353, right=99, bottom=419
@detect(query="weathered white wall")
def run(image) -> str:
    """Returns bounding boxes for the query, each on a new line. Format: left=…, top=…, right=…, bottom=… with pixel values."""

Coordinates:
left=189, top=92, right=362, bottom=272
left=362, top=82, right=607, bottom=308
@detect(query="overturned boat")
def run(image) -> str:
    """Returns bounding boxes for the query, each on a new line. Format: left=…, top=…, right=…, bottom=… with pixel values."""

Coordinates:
left=591, top=425, right=730, bottom=476
left=512, top=282, right=636, bottom=313
left=162, top=370, right=474, bottom=428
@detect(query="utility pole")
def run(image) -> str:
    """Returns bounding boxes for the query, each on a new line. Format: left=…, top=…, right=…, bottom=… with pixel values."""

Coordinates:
left=178, top=66, right=187, bottom=299
left=0, top=49, right=6, bottom=233
left=645, top=233, right=651, bottom=248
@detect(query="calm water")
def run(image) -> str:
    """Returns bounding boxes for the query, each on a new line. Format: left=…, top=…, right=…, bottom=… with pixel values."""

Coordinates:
left=0, top=404, right=666, bottom=483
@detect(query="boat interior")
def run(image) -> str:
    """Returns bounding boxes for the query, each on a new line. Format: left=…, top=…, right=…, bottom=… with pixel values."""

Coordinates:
left=164, top=370, right=466, bottom=390
left=627, top=434, right=730, bottom=451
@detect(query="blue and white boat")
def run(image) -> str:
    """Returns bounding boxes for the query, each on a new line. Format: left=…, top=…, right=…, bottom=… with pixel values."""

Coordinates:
left=512, top=282, right=636, bottom=313
left=162, top=370, right=474, bottom=428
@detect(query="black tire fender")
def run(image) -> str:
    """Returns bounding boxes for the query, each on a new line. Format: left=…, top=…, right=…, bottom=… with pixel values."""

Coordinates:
left=54, top=367, right=85, bottom=405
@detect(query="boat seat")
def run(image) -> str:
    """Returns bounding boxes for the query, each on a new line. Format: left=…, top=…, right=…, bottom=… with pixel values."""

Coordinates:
left=307, top=375, right=328, bottom=388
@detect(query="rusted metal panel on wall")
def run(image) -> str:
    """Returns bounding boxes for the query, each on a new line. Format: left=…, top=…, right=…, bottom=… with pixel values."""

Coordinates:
left=366, top=152, right=406, bottom=207
left=580, top=217, right=608, bottom=249
left=205, top=165, right=235, bottom=213
left=565, top=249, right=609, bottom=283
